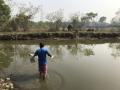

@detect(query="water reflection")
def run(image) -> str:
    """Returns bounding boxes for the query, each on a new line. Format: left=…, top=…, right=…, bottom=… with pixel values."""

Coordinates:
left=0, top=42, right=96, bottom=69
left=0, top=44, right=14, bottom=68
left=1, top=40, right=120, bottom=90
left=49, top=45, right=64, bottom=61
left=67, top=44, right=94, bottom=56
left=109, top=43, right=120, bottom=58
left=15, top=45, right=31, bottom=60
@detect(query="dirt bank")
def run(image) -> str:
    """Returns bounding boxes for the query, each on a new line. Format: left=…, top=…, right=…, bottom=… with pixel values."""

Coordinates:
left=0, top=32, right=120, bottom=40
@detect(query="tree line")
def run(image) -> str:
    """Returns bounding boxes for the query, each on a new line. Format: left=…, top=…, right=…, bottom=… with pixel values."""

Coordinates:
left=0, top=0, right=120, bottom=32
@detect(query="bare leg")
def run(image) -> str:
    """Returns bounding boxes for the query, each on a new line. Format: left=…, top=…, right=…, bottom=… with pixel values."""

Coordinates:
left=40, top=73, right=46, bottom=80
left=43, top=73, right=47, bottom=80
left=39, top=65, right=48, bottom=80
left=39, top=71, right=42, bottom=79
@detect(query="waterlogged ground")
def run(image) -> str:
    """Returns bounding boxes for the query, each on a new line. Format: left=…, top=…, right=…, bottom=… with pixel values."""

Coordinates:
left=0, top=40, right=120, bottom=90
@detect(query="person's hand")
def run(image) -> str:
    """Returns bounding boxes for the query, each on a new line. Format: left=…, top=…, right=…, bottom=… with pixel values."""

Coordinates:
left=30, top=57, right=35, bottom=63
left=29, top=54, right=34, bottom=56
left=51, top=55, right=54, bottom=59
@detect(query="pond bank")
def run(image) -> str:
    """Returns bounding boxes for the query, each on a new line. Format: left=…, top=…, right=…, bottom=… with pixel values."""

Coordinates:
left=0, top=77, right=14, bottom=90
left=0, top=32, right=120, bottom=40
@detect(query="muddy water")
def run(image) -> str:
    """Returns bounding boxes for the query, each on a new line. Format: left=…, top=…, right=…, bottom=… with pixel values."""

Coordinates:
left=0, top=40, right=120, bottom=90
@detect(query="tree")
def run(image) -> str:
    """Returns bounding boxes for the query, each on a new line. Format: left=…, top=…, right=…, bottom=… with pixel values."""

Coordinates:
left=46, top=13, right=55, bottom=22
left=15, top=13, right=31, bottom=31
left=55, top=19, right=62, bottom=30
left=67, top=24, right=73, bottom=31
left=0, top=0, right=11, bottom=30
left=80, top=16, right=90, bottom=28
left=111, top=9, right=120, bottom=29
left=70, top=12, right=80, bottom=30
left=99, top=16, right=106, bottom=23
left=81, top=16, right=90, bottom=23
left=86, top=12, right=97, bottom=22
left=46, top=9, right=64, bottom=31
left=86, top=12, right=98, bottom=30
left=9, top=5, right=39, bottom=31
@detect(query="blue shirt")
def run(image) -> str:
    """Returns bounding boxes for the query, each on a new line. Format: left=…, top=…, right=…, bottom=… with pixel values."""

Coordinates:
left=35, top=47, right=51, bottom=65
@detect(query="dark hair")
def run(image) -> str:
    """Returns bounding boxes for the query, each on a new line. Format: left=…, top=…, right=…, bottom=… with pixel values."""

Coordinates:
left=39, top=42, right=44, bottom=48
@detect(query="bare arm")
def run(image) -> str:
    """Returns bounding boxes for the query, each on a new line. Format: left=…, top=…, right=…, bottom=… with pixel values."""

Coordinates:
left=31, top=50, right=38, bottom=60
left=32, top=53, right=37, bottom=58
left=47, top=50, right=55, bottom=59
left=47, top=51, right=52, bottom=57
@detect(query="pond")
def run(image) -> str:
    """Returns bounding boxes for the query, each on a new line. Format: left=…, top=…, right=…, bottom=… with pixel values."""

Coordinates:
left=0, top=40, right=120, bottom=90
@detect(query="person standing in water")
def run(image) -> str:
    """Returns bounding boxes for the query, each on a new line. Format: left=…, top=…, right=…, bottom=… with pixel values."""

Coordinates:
left=31, top=42, right=53, bottom=80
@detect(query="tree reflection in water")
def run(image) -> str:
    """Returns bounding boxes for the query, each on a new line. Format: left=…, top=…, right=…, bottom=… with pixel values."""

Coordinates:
left=0, top=44, right=14, bottom=69
left=0, top=42, right=95, bottom=69
left=0, top=43, right=32, bottom=77
left=109, top=43, right=120, bottom=58
left=15, top=45, right=31, bottom=60
left=48, top=45, right=64, bottom=62
left=0, top=43, right=15, bottom=77
left=67, top=44, right=95, bottom=56
left=48, top=43, right=95, bottom=59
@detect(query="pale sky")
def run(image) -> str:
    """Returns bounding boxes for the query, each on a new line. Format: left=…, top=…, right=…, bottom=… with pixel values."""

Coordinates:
left=10, top=0, right=120, bottom=22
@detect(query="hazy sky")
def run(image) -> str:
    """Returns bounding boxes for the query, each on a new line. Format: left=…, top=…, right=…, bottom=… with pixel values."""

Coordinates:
left=11, top=0, right=120, bottom=22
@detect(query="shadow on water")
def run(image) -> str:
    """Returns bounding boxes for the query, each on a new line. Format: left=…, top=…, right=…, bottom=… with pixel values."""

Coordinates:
left=10, top=69, right=65, bottom=90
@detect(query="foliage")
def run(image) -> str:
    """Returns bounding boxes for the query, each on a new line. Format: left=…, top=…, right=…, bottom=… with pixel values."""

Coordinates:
left=67, top=24, right=73, bottom=31
left=1, top=0, right=120, bottom=32
left=81, top=16, right=90, bottom=23
left=86, top=12, right=97, bottom=22
left=70, top=12, right=80, bottom=29
left=0, top=0, right=11, bottom=31
left=46, top=9, right=63, bottom=31
left=15, top=13, right=31, bottom=31
left=80, top=16, right=90, bottom=28
left=99, top=16, right=106, bottom=23
left=0, top=44, right=14, bottom=68
left=9, top=5, right=40, bottom=31
left=111, top=9, right=120, bottom=28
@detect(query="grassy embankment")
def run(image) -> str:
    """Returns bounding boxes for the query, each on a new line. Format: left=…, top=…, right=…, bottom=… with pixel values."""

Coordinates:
left=0, top=31, right=120, bottom=40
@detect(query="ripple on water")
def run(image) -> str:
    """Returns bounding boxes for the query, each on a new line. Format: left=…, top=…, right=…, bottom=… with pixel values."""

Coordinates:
left=11, top=70, right=65, bottom=90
